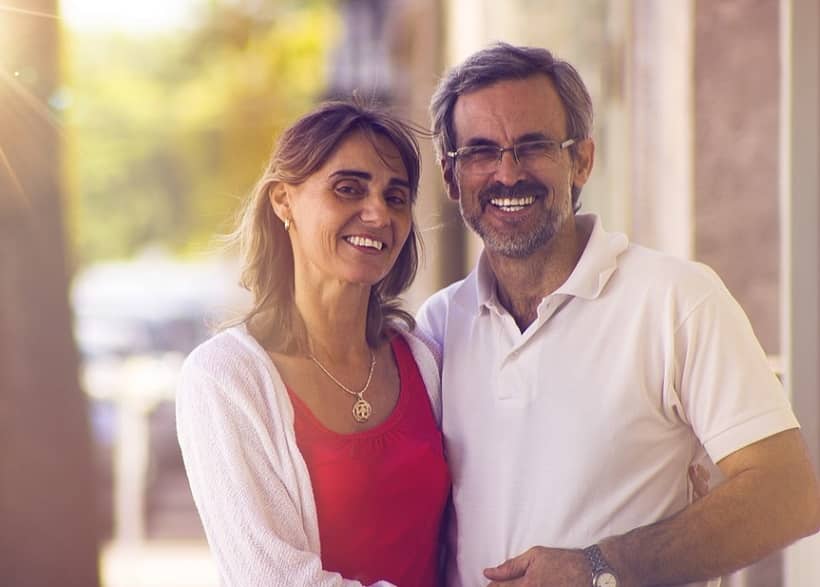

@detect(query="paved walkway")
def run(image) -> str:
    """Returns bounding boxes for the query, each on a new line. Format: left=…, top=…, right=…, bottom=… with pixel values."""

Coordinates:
left=101, top=541, right=218, bottom=587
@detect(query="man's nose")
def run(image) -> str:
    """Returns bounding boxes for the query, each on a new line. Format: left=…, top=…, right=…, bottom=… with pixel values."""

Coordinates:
left=493, top=149, right=527, bottom=185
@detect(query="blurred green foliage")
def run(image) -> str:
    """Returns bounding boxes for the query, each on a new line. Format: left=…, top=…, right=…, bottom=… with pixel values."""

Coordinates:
left=64, top=1, right=336, bottom=266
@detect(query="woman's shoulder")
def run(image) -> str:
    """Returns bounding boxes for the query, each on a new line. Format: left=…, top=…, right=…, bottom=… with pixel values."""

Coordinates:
left=181, top=324, right=278, bottom=389
left=390, top=323, right=441, bottom=366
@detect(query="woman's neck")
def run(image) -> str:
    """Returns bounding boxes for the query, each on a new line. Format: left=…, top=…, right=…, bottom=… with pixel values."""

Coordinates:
left=293, top=279, right=372, bottom=361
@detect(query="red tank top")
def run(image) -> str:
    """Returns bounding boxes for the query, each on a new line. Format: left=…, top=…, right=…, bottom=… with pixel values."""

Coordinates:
left=287, top=335, right=450, bottom=587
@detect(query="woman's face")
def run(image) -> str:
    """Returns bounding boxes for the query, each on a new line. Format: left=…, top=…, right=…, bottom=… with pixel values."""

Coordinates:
left=274, top=130, right=413, bottom=291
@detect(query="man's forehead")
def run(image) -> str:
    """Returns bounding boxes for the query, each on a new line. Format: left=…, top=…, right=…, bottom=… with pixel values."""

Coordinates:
left=452, top=75, right=568, bottom=142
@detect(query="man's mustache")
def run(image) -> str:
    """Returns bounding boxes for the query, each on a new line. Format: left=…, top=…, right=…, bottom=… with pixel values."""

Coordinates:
left=478, top=181, right=550, bottom=206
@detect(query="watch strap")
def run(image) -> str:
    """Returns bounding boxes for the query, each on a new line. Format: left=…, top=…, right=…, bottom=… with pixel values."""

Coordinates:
left=583, top=543, right=619, bottom=585
left=583, top=544, right=610, bottom=574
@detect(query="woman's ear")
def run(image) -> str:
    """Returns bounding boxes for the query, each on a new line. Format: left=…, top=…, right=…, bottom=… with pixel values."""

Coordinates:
left=268, top=181, right=291, bottom=223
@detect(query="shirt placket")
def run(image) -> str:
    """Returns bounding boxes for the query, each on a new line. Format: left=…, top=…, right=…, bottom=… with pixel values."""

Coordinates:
left=493, top=294, right=570, bottom=400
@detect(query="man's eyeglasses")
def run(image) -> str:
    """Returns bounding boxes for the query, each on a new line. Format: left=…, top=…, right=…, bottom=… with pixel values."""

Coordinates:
left=447, top=138, right=577, bottom=176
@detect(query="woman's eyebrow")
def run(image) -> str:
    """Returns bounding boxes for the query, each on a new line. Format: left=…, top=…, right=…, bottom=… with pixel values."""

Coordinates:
left=329, top=169, right=371, bottom=180
left=388, top=177, right=411, bottom=190
left=330, top=170, right=409, bottom=189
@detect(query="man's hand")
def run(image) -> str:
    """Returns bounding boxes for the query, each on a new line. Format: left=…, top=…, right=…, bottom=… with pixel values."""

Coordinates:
left=483, top=546, right=590, bottom=586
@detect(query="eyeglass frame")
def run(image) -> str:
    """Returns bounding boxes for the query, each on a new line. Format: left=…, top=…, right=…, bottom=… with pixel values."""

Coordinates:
left=446, top=137, right=577, bottom=175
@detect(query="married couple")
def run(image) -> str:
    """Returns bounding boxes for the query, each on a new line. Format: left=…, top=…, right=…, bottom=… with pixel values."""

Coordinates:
left=176, top=43, right=820, bottom=587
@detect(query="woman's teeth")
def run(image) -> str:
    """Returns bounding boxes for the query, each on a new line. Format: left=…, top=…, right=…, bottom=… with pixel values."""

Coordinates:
left=490, top=196, right=536, bottom=212
left=345, top=236, right=384, bottom=250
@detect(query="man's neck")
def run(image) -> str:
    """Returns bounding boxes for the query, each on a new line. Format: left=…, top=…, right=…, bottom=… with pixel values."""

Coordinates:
left=486, top=216, right=589, bottom=331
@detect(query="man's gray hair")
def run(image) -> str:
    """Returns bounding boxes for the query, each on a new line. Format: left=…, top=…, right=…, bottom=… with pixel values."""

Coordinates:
left=430, top=42, right=593, bottom=210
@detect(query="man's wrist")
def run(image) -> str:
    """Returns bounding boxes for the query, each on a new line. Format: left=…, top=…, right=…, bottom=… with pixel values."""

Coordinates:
left=583, top=543, right=620, bottom=586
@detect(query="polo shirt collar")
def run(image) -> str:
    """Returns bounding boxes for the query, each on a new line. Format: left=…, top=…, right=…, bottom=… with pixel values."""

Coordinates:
left=475, top=251, right=500, bottom=310
left=473, top=213, right=629, bottom=312
left=555, top=213, right=629, bottom=299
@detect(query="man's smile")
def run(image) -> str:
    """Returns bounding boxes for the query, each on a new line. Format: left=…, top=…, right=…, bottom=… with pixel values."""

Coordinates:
left=489, top=195, right=536, bottom=212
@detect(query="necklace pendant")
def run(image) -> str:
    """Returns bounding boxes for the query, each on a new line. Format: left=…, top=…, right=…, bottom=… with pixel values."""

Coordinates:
left=352, top=398, right=372, bottom=423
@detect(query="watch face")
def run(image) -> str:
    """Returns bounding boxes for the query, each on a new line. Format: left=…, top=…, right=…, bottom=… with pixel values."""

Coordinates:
left=594, top=571, right=618, bottom=587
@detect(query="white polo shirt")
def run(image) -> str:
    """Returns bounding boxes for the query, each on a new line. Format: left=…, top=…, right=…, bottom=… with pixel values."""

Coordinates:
left=416, top=213, right=798, bottom=587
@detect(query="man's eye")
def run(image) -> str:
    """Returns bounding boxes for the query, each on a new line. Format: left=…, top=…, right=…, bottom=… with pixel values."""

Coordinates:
left=516, top=141, right=552, bottom=158
left=463, top=146, right=498, bottom=163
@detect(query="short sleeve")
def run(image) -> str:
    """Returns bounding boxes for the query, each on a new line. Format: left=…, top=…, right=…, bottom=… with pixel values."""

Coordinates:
left=673, top=287, right=798, bottom=463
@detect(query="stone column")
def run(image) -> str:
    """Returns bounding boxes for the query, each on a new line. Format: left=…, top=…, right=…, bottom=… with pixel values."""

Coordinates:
left=629, top=0, right=695, bottom=258
left=781, top=0, right=820, bottom=582
left=387, top=0, right=466, bottom=308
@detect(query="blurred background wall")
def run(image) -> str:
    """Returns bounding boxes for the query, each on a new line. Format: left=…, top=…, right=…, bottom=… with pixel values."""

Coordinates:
left=1, top=0, right=817, bottom=585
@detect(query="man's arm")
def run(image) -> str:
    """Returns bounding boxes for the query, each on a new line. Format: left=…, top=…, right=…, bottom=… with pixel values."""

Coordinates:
left=484, top=428, right=820, bottom=586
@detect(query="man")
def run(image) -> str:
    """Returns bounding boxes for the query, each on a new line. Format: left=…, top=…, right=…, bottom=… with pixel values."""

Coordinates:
left=416, top=43, right=820, bottom=587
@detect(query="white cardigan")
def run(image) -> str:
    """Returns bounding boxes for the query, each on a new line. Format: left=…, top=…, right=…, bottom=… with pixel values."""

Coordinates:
left=176, top=325, right=443, bottom=587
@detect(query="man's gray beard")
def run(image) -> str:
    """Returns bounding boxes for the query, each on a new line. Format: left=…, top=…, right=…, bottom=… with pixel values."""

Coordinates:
left=460, top=199, right=568, bottom=258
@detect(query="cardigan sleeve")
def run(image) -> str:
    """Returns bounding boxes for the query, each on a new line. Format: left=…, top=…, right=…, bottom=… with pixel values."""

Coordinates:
left=176, top=352, right=395, bottom=587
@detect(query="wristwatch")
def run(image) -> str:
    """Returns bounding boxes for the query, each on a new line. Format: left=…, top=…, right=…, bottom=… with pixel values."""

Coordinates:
left=583, top=544, right=619, bottom=587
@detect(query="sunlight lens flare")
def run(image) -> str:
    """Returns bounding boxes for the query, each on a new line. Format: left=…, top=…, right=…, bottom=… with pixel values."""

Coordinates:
left=0, top=142, right=26, bottom=203
left=60, top=0, right=199, bottom=33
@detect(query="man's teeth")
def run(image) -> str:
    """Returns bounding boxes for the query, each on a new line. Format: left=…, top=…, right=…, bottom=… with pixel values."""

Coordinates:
left=346, top=236, right=384, bottom=250
left=490, top=196, right=536, bottom=211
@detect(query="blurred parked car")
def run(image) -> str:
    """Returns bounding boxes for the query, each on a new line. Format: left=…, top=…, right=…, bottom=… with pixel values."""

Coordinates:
left=71, top=248, right=248, bottom=540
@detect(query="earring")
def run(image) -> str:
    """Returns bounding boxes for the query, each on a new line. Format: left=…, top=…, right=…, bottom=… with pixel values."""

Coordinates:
left=283, top=218, right=291, bottom=231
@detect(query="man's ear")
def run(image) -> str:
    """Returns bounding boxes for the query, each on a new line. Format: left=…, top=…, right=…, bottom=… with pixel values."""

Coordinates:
left=268, top=181, right=292, bottom=222
left=571, top=138, right=595, bottom=191
left=441, top=158, right=460, bottom=201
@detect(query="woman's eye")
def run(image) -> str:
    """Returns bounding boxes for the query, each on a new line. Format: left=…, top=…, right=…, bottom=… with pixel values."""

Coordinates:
left=335, top=182, right=363, bottom=197
left=387, top=194, right=409, bottom=207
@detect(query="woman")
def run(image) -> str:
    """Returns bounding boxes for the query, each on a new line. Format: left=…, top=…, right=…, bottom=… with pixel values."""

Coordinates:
left=176, top=100, right=450, bottom=586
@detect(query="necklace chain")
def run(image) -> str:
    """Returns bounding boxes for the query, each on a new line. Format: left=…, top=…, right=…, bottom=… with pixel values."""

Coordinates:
left=310, top=350, right=376, bottom=399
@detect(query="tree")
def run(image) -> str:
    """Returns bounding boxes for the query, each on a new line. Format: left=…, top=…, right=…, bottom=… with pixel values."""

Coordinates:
left=64, top=1, right=334, bottom=265
left=0, top=1, right=100, bottom=585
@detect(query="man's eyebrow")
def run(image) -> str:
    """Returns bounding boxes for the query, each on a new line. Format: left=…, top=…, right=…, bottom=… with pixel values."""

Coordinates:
left=462, top=136, right=498, bottom=147
left=462, top=132, right=551, bottom=147
left=516, top=132, right=551, bottom=143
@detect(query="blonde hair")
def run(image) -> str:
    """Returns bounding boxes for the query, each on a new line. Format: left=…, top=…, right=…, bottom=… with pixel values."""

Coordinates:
left=227, top=99, right=422, bottom=354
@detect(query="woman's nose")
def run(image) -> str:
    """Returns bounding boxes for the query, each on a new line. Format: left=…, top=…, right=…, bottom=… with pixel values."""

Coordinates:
left=359, top=194, right=389, bottom=225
